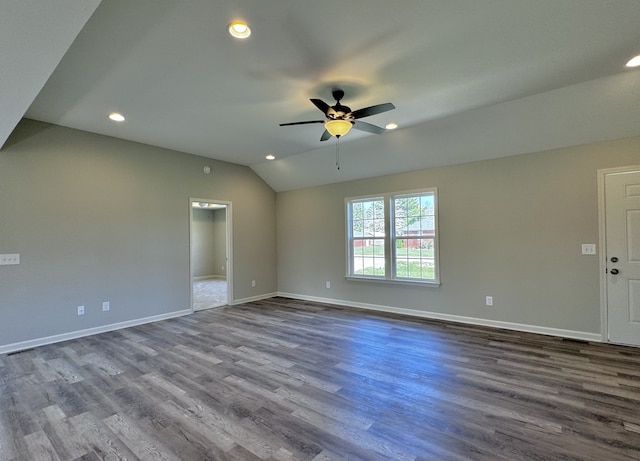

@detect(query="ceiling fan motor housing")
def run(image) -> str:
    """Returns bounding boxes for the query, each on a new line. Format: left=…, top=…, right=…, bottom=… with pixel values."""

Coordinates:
left=328, top=89, right=353, bottom=119
left=327, top=103, right=352, bottom=120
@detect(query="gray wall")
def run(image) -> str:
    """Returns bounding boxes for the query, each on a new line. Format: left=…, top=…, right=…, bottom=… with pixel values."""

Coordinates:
left=192, top=208, right=226, bottom=279
left=212, top=208, right=228, bottom=278
left=276, top=136, right=640, bottom=335
left=2, top=117, right=639, bottom=349
left=0, top=119, right=276, bottom=347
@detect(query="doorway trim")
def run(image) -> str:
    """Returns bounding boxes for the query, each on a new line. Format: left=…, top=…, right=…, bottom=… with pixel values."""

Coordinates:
left=597, top=165, right=640, bottom=343
left=189, top=197, right=233, bottom=312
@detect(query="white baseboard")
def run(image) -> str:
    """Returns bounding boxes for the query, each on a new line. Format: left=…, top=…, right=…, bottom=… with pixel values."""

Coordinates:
left=2, top=293, right=602, bottom=356
left=0, top=309, right=192, bottom=355
left=232, top=292, right=278, bottom=306
left=277, top=292, right=603, bottom=342
left=193, top=275, right=226, bottom=281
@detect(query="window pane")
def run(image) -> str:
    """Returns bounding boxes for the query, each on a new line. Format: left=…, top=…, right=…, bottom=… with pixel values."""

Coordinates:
left=395, top=238, right=409, bottom=259
left=395, top=241, right=435, bottom=280
left=349, top=197, right=385, bottom=278
left=352, top=199, right=384, bottom=236
left=392, top=191, right=437, bottom=281
left=353, top=239, right=385, bottom=276
left=373, top=201, right=384, bottom=219
left=353, top=201, right=363, bottom=216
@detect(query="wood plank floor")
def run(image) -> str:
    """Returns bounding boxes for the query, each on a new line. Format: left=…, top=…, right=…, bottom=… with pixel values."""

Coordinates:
left=1, top=297, right=640, bottom=460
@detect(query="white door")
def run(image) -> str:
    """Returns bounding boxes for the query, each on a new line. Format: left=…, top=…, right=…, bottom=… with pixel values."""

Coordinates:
left=604, top=169, right=640, bottom=346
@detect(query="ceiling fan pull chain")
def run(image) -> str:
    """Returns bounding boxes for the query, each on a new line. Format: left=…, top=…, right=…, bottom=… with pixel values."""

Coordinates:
left=336, top=138, right=340, bottom=170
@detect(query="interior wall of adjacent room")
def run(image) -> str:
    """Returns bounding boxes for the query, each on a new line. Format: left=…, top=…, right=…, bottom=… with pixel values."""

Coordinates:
left=0, top=119, right=276, bottom=347
left=212, top=208, right=227, bottom=279
left=192, top=208, right=219, bottom=278
left=276, top=135, right=640, bottom=335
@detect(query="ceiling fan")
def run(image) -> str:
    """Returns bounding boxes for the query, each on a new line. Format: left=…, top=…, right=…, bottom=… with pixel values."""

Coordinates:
left=280, top=88, right=395, bottom=141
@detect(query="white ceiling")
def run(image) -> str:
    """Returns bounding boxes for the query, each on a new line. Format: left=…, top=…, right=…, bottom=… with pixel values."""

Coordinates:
left=4, top=0, right=640, bottom=191
left=0, top=0, right=100, bottom=149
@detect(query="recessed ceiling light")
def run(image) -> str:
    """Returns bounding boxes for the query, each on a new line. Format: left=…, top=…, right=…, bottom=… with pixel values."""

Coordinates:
left=265, top=154, right=275, bottom=160
left=626, top=55, right=640, bottom=68
left=228, top=21, right=251, bottom=39
left=385, top=122, right=398, bottom=130
left=108, top=112, right=125, bottom=122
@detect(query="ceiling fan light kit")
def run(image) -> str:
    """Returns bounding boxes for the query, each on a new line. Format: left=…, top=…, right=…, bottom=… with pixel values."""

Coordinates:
left=325, top=119, right=353, bottom=137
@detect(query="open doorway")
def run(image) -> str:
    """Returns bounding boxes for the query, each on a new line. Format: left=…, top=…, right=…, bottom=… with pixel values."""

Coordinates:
left=190, top=198, right=232, bottom=311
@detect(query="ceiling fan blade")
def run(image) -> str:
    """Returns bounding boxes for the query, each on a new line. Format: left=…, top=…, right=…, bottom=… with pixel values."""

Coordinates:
left=310, top=98, right=330, bottom=114
left=352, top=120, right=385, bottom=134
left=351, top=102, right=395, bottom=119
left=320, top=129, right=332, bottom=141
left=279, top=120, right=325, bottom=126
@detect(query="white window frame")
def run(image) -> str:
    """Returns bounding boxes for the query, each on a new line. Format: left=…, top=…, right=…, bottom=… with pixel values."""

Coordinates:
left=345, top=188, right=439, bottom=286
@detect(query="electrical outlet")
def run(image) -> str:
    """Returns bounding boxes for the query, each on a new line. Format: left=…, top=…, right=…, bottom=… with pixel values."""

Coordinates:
left=102, top=301, right=110, bottom=312
left=0, top=254, right=20, bottom=265
left=326, top=281, right=331, bottom=289
left=251, top=280, right=256, bottom=288
left=77, top=305, right=85, bottom=316
left=485, top=296, right=493, bottom=306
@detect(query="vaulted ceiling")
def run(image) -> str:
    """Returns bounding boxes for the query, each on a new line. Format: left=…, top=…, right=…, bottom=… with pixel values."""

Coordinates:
left=4, top=0, right=640, bottom=191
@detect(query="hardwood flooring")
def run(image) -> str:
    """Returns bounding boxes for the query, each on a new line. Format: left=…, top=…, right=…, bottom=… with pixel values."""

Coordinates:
left=1, top=297, right=639, bottom=460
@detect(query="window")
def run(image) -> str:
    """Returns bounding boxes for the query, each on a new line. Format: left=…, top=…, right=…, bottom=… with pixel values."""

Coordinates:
left=349, top=197, right=386, bottom=277
left=346, top=188, right=439, bottom=284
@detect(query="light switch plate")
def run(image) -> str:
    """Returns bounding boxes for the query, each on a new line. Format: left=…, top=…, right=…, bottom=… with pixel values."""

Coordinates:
left=581, top=244, right=596, bottom=255
left=0, top=254, right=20, bottom=265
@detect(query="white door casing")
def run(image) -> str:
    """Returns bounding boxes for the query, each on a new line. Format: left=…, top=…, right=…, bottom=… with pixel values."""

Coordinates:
left=600, top=167, right=640, bottom=346
left=189, top=198, right=233, bottom=311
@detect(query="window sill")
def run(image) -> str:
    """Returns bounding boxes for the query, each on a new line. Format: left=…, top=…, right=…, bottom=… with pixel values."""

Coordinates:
left=345, top=276, right=440, bottom=287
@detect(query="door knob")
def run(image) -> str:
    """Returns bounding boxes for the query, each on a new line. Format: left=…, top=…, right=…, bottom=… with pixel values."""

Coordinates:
left=611, top=257, right=618, bottom=263
left=610, top=268, right=620, bottom=275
